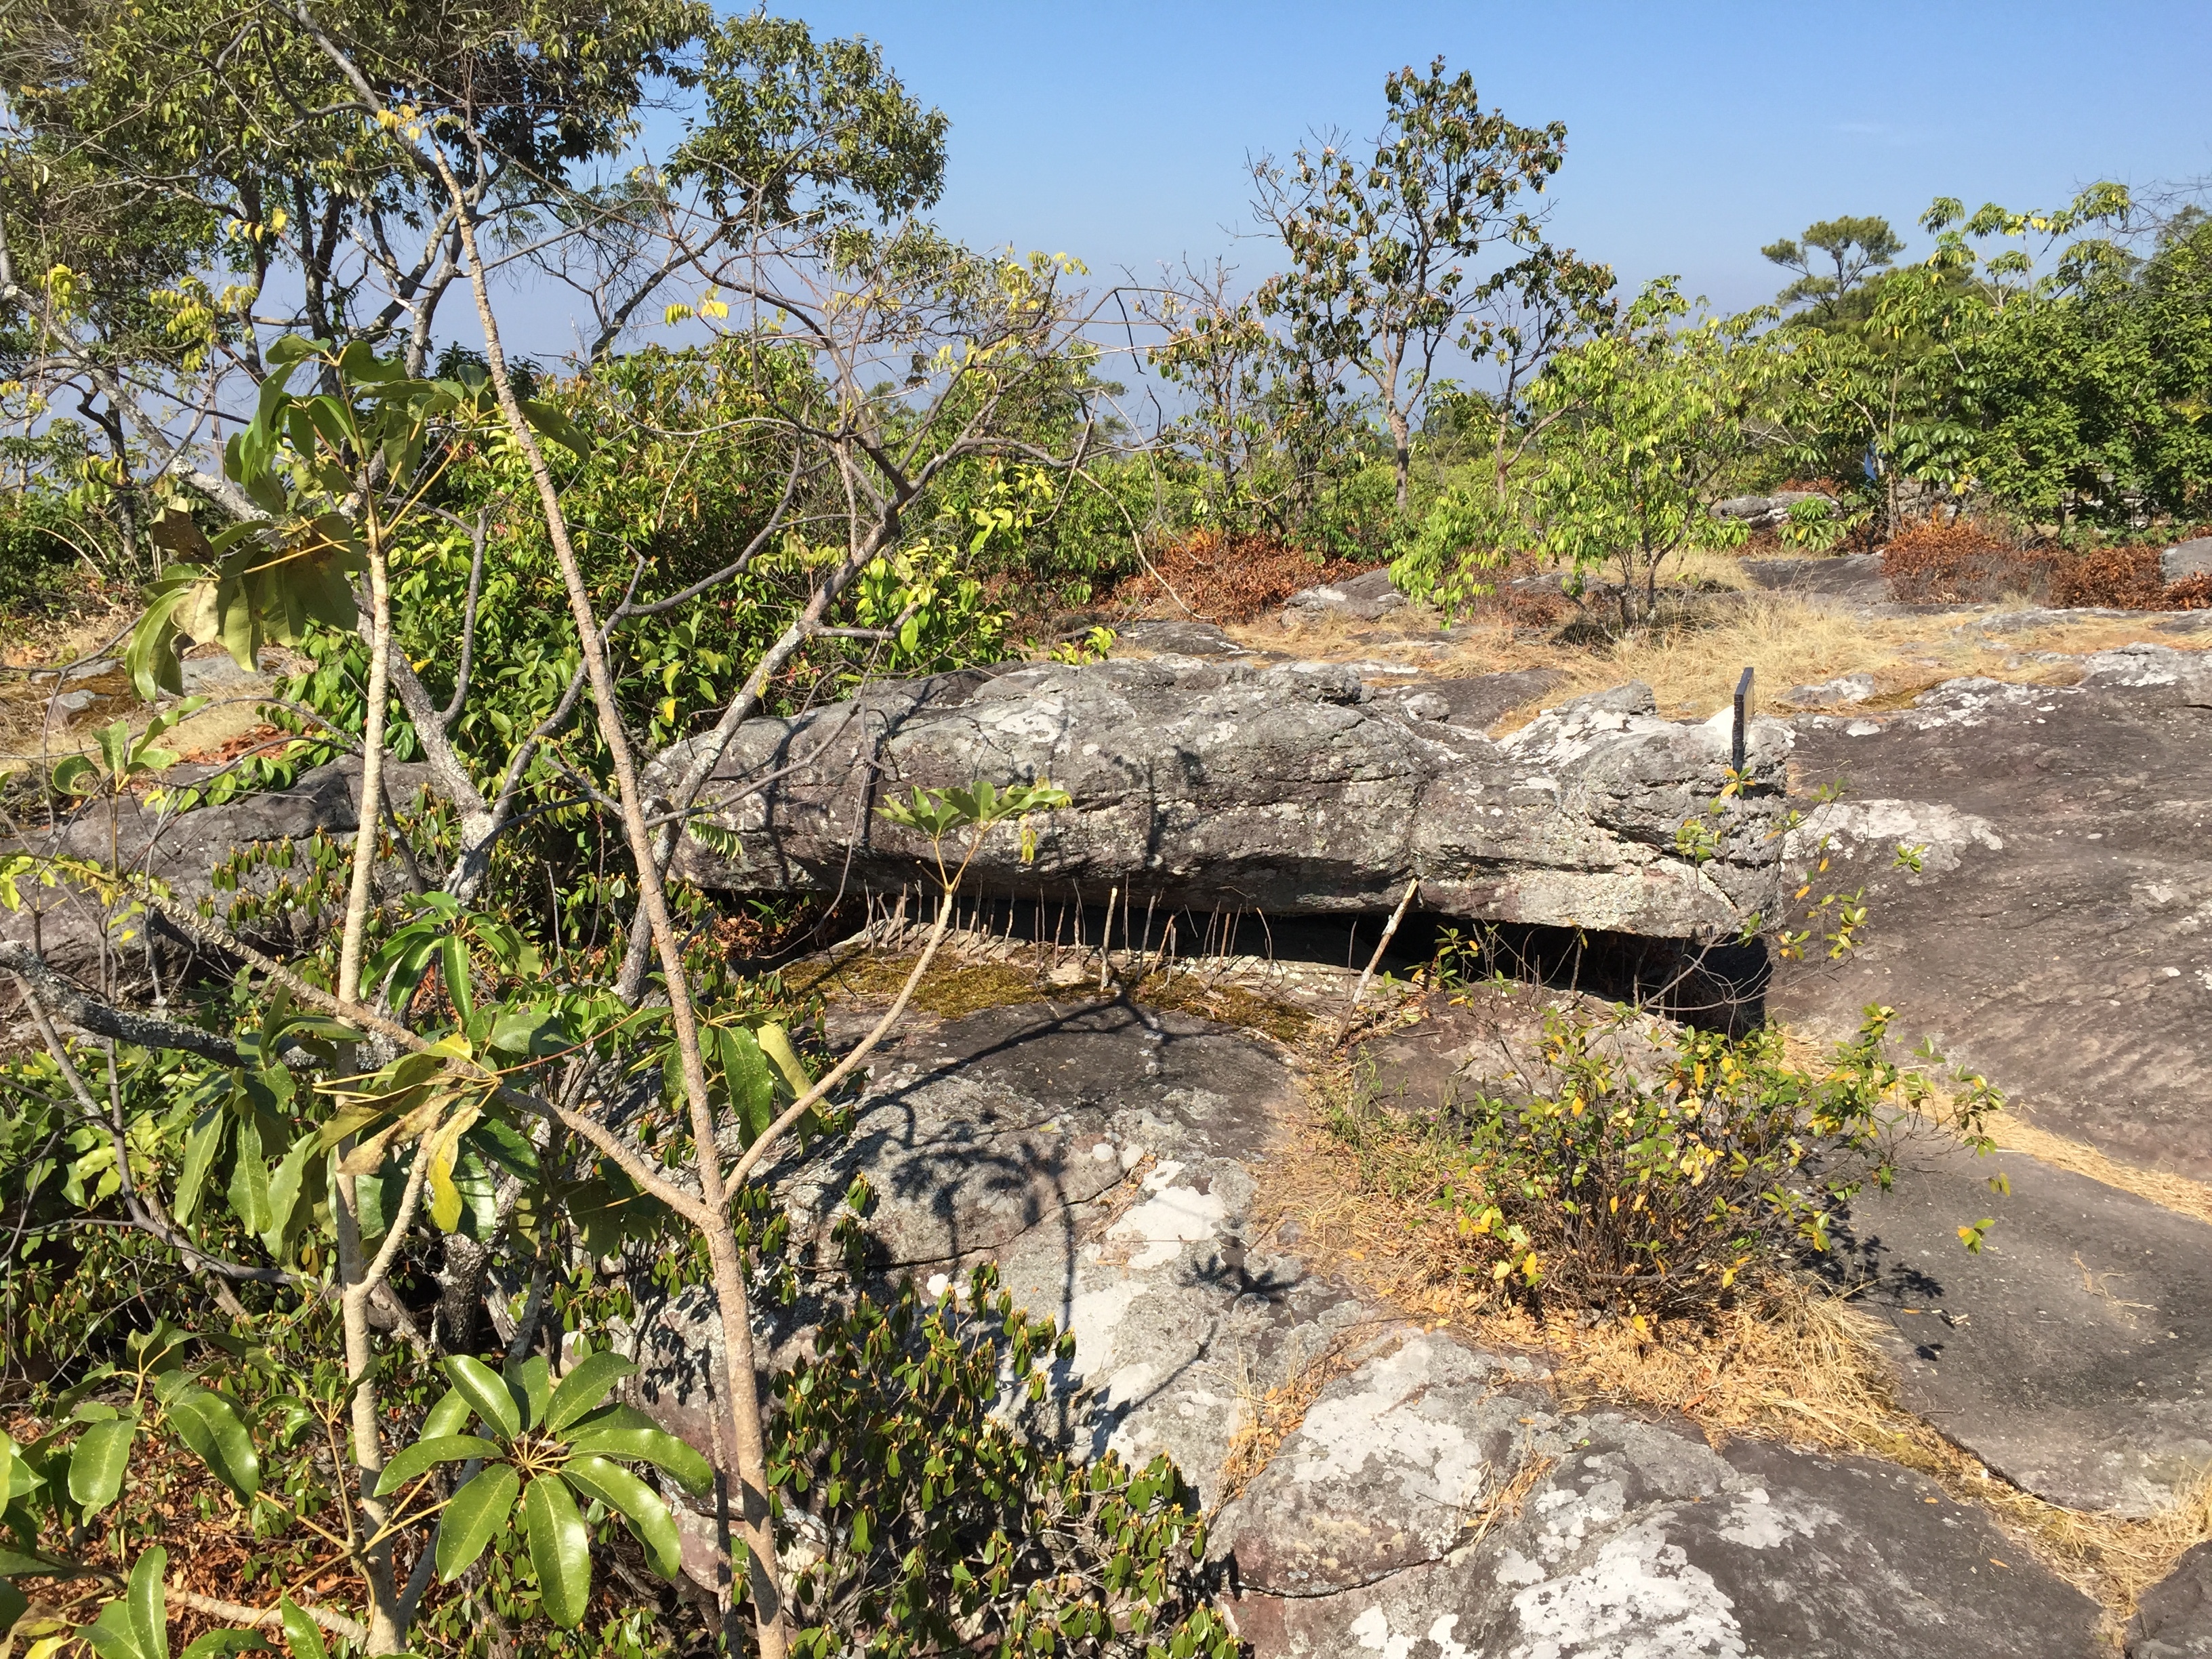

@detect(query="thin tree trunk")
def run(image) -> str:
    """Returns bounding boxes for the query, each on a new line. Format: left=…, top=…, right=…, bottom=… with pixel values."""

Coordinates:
left=431, top=150, right=790, bottom=1659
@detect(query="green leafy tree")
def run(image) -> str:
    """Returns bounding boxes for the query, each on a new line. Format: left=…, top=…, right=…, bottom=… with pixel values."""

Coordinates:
left=1524, top=280, right=1784, bottom=626
left=1763, top=215, right=1906, bottom=327
left=1250, top=57, right=1572, bottom=516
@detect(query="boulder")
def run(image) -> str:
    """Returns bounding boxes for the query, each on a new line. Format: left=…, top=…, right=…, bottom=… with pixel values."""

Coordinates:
left=1282, top=566, right=1408, bottom=623
left=1, top=757, right=431, bottom=986
left=654, top=657, right=1794, bottom=940
left=2163, top=537, right=2212, bottom=588
left=1220, top=1328, right=2105, bottom=1659
left=1786, top=671, right=1877, bottom=708
left=1714, top=489, right=1837, bottom=529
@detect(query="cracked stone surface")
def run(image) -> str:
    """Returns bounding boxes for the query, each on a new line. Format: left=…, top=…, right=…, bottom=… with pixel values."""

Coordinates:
left=655, top=655, right=1793, bottom=938
left=1831, top=1132, right=2212, bottom=1516
left=1222, top=1330, right=2104, bottom=1659
left=1772, top=644, right=2212, bottom=1179
left=2133, top=1541, right=2212, bottom=1657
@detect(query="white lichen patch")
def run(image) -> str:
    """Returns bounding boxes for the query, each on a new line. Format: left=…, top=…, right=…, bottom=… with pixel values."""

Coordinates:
left=1105, top=1160, right=1227, bottom=1269
left=1286, top=1336, right=1491, bottom=1548
left=1508, top=1513, right=1748, bottom=1659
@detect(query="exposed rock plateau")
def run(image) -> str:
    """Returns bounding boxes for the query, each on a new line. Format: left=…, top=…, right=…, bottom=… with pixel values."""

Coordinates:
left=624, top=997, right=2120, bottom=1658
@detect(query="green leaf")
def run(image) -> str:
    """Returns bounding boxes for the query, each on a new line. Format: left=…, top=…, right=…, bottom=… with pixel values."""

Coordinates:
left=371, top=1435, right=502, bottom=1498
left=226, top=1111, right=270, bottom=1235
left=434, top=1463, right=520, bottom=1582
left=504, top=1354, right=550, bottom=1433
left=167, top=1388, right=260, bottom=1502
left=421, top=1387, right=472, bottom=1441
left=518, top=400, right=594, bottom=459
left=0, top=1577, right=23, bottom=1637
left=68, top=1417, right=136, bottom=1515
left=260, top=1133, right=318, bottom=1257
left=487, top=1008, right=565, bottom=1059
left=560, top=1454, right=681, bottom=1579
left=716, top=1025, right=776, bottom=1143
left=130, top=1545, right=167, bottom=1659
left=173, top=1112, right=227, bottom=1225
left=545, top=1352, right=636, bottom=1433
left=79, top=1595, right=145, bottom=1659
left=523, top=1473, right=592, bottom=1628
left=178, top=1633, right=270, bottom=1659
left=277, top=1598, right=327, bottom=1659
left=443, top=1357, right=521, bottom=1441
left=564, top=1414, right=712, bottom=1495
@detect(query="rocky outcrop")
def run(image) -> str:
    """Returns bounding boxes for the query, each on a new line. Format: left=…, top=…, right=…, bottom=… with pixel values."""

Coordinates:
left=1714, top=489, right=1837, bottom=529
left=655, top=658, right=1793, bottom=939
left=1218, top=1334, right=2102, bottom=1659
left=626, top=997, right=2114, bottom=1655
left=1, top=757, right=429, bottom=985
left=1772, top=644, right=2212, bottom=1181
left=2163, top=537, right=2212, bottom=587
left=1281, top=566, right=1408, bottom=623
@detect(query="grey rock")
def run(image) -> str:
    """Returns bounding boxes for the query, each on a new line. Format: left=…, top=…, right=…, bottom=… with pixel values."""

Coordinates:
left=1835, top=1134, right=2212, bottom=1515
left=1786, top=671, right=1877, bottom=708
left=1282, top=566, right=1408, bottom=623
left=1225, top=1332, right=2103, bottom=1659
left=0, top=758, right=431, bottom=986
left=1740, top=553, right=1893, bottom=608
left=2133, top=1540, right=2212, bottom=1658
left=631, top=1000, right=1357, bottom=1528
left=1112, top=619, right=1256, bottom=660
left=657, top=657, right=1794, bottom=939
left=1212, top=1331, right=1545, bottom=1595
left=1770, top=645, right=2212, bottom=1180
left=2162, top=537, right=2212, bottom=588
left=1714, top=489, right=1837, bottom=529
left=47, top=689, right=98, bottom=716
left=1559, top=681, right=1657, bottom=717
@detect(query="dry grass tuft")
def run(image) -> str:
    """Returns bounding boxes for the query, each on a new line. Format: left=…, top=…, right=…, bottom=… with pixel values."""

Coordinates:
left=1984, top=1113, right=2212, bottom=1230
left=1257, top=1072, right=2212, bottom=1620
left=1215, top=1336, right=1367, bottom=1507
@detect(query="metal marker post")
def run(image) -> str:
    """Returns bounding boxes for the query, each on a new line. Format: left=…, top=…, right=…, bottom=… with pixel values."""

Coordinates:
left=1732, top=666, right=1754, bottom=774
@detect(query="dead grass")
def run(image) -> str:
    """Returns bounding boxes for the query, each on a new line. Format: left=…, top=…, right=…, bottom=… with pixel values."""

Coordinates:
left=1980, top=1113, right=2212, bottom=1230
left=1230, top=587, right=2212, bottom=733
left=1256, top=1067, right=2212, bottom=1623
left=1216, top=1336, right=1366, bottom=1507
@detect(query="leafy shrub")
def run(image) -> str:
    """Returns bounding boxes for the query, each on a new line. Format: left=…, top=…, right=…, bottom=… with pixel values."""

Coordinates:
left=775, top=1263, right=1235, bottom=1659
left=1880, top=518, right=2054, bottom=602
left=1330, top=1001, right=2000, bottom=1327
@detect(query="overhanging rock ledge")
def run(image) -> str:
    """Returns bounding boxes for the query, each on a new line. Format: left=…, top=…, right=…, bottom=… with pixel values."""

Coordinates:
left=649, top=655, right=1791, bottom=939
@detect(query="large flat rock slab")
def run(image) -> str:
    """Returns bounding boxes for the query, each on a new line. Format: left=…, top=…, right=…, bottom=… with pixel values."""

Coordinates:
left=1835, top=1134, right=2212, bottom=1516
left=2134, top=1541, right=2212, bottom=1656
left=1772, top=644, right=2212, bottom=1179
left=656, top=657, right=1793, bottom=938
left=1221, top=1330, right=2104, bottom=1659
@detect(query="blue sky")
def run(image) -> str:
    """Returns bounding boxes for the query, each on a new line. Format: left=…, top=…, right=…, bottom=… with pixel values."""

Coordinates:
left=771, top=0, right=2212, bottom=312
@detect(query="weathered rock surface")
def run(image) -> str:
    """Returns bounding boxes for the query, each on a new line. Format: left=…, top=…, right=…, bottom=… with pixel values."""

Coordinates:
left=1835, top=1133, right=2212, bottom=1515
left=1771, top=644, right=2212, bottom=1180
left=2163, top=537, right=2212, bottom=587
left=1282, top=566, right=1408, bottom=623
left=657, top=657, right=1793, bottom=939
left=1715, top=489, right=1837, bottom=529
left=1218, top=1328, right=2104, bottom=1659
left=2134, top=1541, right=2212, bottom=1657
left=0, top=757, right=430, bottom=985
